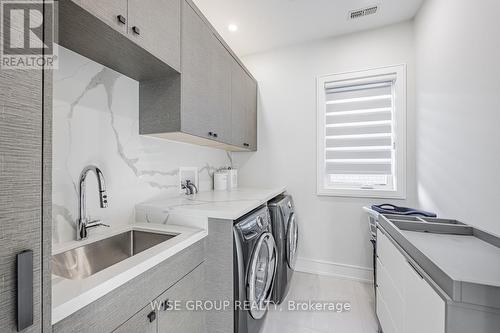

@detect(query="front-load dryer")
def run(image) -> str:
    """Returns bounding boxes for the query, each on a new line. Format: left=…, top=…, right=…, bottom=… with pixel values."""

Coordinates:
left=268, top=194, right=298, bottom=304
left=234, top=206, right=278, bottom=333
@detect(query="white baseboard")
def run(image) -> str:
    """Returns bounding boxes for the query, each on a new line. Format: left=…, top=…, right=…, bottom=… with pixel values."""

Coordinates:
left=295, top=257, right=374, bottom=283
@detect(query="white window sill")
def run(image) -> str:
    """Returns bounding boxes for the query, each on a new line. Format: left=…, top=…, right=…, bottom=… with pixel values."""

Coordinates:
left=316, top=187, right=406, bottom=199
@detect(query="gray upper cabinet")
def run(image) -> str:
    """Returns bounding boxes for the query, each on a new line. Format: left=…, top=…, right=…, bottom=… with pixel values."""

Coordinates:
left=128, top=0, right=181, bottom=71
left=73, top=0, right=257, bottom=151
left=181, top=0, right=231, bottom=144
left=78, top=0, right=128, bottom=34
left=206, top=34, right=232, bottom=144
left=231, top=58, right=258, bottom=150
left=180, top=0, right=218, bottom=141
left=76, top=0, right=181, bottom=71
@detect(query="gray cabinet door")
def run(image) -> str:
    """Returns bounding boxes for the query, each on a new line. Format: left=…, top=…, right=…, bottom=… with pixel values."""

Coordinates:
left=78, top=0, right=128, bottom=34
left=246, top=75, right=257, bottom=150
left=128, top=0, right=181, bottom=71
left=181, top=1, right=231, bottom=143
left=113, top=304, right=157, bottom=333
left=231, top=60, right=257, bottom=150
left=208, top=34, right=232, bottom=144
left=180, top=0, right=216, bottom=141
left=157, top=264, right=205, bottom=333
left=0, top=68, right=43, bottom=331
left=230, top=59, right=247, bottom=148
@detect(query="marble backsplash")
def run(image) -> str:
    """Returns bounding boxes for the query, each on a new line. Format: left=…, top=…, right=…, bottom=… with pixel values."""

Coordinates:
left=53, top=46, right=230, bottom=244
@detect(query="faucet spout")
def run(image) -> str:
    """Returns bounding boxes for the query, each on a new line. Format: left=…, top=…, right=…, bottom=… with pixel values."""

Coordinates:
left=77, top=165, right=109, bottom=240
left=186, top=180, right=198, bottom=194
left=181, top=179, right=198, bottom=195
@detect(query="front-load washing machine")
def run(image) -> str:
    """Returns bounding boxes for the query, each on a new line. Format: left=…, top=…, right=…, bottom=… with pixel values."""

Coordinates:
left=268, top=194, right=298, bottom=304
left=234, top=206, right=278, bottom=333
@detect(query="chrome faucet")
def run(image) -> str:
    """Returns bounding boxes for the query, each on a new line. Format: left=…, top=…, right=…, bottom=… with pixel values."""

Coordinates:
left=77, top=165, right=109, bottom=240
left=181, top=179, right=198, bottom=195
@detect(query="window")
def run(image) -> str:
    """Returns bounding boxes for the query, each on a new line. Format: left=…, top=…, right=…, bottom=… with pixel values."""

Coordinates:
left=316, top=65, right=406, bottom=198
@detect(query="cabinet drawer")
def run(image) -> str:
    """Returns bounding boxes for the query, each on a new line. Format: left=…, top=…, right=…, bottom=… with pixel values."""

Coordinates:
left=377, top=258, right=404, bottom=333
left=376, top=228, right=445, bottom=333
left=376, top=288, right=398, bottom=333
left=404, top=258, right=445, bottom=333
left=376, top=228, right=407, bottom=296
left=113, top=304, right=157, bottom=333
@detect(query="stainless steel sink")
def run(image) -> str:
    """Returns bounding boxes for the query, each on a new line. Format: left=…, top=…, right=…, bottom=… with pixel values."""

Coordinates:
left=52, top=230, right=177, bottom=280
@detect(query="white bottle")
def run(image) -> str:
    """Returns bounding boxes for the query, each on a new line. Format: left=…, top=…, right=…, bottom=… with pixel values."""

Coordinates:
left=214, top=171, right=228, bottom=191
left=227, top=168, right=238, bottom=189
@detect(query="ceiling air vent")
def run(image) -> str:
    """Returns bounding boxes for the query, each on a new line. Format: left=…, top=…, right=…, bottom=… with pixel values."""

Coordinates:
left=349, top=5, right=379, bottom=19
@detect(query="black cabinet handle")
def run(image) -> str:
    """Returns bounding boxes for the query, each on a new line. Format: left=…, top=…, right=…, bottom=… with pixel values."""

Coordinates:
left=213, top=133, right=218, bottom=138
left=208, top=131, right=213, bottom=137
left=243, top=143, right=250, bottom=147
left=147, top=311, right=156, bottom=323
left=132, top=26, right=141, bottom=35
left=116, top=14, right=126, bottom=24
left=17, top=250, right=33, bottom=331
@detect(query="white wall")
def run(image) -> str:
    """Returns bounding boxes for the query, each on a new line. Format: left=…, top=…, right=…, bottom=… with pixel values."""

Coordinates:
left=233, top=21, right=417, bottom=280
left=53, top=46, right=229, bottom=244
left=415, top=0, right=500, bottom=235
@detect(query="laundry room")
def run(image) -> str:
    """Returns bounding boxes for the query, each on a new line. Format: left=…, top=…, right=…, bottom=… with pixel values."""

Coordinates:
left=1, top=0, right=499, bottom=333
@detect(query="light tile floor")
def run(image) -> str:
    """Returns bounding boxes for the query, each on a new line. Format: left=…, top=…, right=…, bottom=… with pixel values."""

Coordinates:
left=262, top=272, right=379, bottom=333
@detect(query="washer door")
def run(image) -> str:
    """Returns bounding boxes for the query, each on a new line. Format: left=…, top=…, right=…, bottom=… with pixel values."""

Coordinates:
left=286, top=213, right=298, bottom=270
left=247, top=232, right=277, bottom=319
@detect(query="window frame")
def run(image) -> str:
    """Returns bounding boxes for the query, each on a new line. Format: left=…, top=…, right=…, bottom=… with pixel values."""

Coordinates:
left=316, top=64, right=407, bottom=199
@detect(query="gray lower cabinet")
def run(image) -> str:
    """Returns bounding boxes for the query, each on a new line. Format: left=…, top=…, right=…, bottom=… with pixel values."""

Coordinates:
left=113, top=263, right=205, bottom=333
left=114, top=304, right=157, bottom=333
left=128, top=0, right=181, bottom=70
left=181, top=0, right=231, bottom=143
left=78, top=0, right=128, bottom=34
left=53, top=240, right=205, bottom=332
left=231, top=58, right=258, bottom=150
left=157, top=262, right=205, bottom=333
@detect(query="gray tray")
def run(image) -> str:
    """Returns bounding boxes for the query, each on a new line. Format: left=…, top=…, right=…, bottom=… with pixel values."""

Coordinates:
left=379, top=215, right=500, bottom=309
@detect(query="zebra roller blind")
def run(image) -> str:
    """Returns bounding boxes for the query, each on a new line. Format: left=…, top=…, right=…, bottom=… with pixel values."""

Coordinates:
left=317, top=66, right=406, bottom=198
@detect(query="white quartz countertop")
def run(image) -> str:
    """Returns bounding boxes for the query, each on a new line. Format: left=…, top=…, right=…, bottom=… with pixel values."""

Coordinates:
left=51, top=223, right=206, bottom=325
left=52, top=187, right=284, bottom=324
left=136, top=187, right=286, bottom=221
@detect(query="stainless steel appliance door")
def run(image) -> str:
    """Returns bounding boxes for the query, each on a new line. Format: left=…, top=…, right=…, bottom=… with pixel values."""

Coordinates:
left=286, top=213, right=298, bottom=270
left=247, top=232, right=277, bottom=319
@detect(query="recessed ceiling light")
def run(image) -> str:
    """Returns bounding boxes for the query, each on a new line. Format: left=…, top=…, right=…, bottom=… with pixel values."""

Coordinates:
left=228, top=24, right=238, bottom=32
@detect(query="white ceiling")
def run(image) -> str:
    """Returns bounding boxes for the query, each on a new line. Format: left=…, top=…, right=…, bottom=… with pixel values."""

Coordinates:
left=193, top=0, right=424, bottom=56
